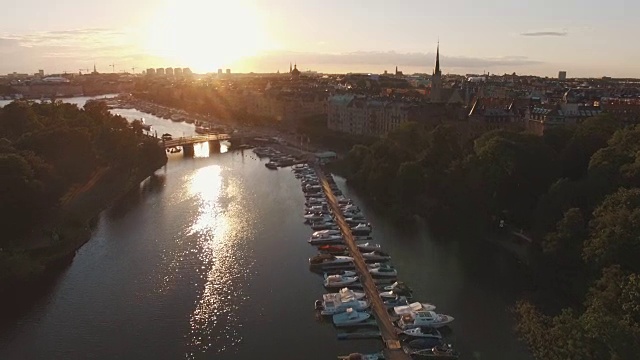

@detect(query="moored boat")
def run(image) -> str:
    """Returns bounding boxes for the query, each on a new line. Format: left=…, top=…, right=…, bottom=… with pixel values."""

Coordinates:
left=397, top=310, right=455, bottom=329
left=338, top=287, right=366, bottom=301
left=402, top=326, right=443, bottom=339
left=336, top=352, right=385, bottom=360
left=319, top=244, right=348, bottom=254
left=369, top=264, right=397, bottom=277
left=332, top=308, right=371, bottom=327
left=324, top=274, right=358, bottom=288
left=356, top=242, right=382, bottom=252
left=308, top=235, right=343, bottom=245
left=309, top=254, right=353, bottom=268
left=403, top=344, right=459, bottom=359
left=362, top=250, right=391, bottom=262
left=394, top=301, right=437, bottom=316
left=317, top=293, right=369, bottom=316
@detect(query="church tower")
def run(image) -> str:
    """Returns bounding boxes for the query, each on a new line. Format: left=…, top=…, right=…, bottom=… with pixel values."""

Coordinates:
left=431, top=42, right=442, bottom=103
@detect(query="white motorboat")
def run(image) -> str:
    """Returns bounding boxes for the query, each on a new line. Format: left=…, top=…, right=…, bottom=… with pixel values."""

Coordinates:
left=397, top=310, right=455, bottom=329
left=383, top=281, right=412, bottom=292
left=351, top=223, right=372, bottom=235
left=304, top=213, right=332, bottom=222
left=332, top=308, right=371, bottom=327
left=361, top=251, right=390, bottom=262
left=338, top=287, right=366, bottom=301
left=324, top=274, right=358, bottom=288
left=312, top=230, right=341, bottom=237
left=309, top=235, right=344, bottom=245
left=316, top=293, right=369, bottom=315
left=357, top=243, right=381, bottom=252
left=369, top=264, right=397, bottom=277
left=331, top=270, right=357, bottom=277
left=402, top=326, right=443, bottom=339
left=394, top=302, right=437, bottom=316
left=309, top=254, right=353, bottom=268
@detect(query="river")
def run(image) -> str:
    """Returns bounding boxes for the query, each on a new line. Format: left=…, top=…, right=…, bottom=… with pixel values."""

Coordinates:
left=0, top=102, right=533, bottom=359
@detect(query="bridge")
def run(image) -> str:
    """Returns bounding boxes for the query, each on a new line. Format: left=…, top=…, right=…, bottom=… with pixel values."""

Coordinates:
left=315, top=167, right=410, bottom=360
left=161, top=134, right=231, bottom=148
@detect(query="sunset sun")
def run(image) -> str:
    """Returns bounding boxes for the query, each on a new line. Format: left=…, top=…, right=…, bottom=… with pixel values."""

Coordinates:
left=144, top=0, right=273, bottom=72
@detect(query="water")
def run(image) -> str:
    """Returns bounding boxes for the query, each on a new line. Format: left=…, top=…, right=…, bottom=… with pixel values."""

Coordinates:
left=110, top=108, right=197, bottom=138
left=0, top=108, right=533, bottom=360
left=0, top=94, right=118, bottom=108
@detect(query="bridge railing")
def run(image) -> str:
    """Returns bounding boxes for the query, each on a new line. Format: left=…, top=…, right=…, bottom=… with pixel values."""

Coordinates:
left=162, top=134, right=231, bottom=147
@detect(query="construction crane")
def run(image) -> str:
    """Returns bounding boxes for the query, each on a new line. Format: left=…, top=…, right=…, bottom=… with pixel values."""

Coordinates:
left=78, top=68, right=90, bottom=75
left=109, top=63, right=116, bottom=73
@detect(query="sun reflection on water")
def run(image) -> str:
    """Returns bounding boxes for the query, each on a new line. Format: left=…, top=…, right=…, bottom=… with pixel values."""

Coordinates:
left=185, top=165, right=255, bottom=358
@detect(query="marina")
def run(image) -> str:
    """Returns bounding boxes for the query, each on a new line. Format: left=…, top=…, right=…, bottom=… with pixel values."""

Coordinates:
left=283, top=155, right=459, bottom=359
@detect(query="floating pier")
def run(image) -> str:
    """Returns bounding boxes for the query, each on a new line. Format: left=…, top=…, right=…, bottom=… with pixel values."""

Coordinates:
left=316, top=167, right=410, bottom=360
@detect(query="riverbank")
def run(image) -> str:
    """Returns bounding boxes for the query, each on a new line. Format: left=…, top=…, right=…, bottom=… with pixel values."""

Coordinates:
left=0, top=153, right=167, bottom=297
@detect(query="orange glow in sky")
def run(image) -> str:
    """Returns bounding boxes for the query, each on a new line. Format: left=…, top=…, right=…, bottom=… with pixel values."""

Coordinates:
left=144, top=0, right=277, bottom=73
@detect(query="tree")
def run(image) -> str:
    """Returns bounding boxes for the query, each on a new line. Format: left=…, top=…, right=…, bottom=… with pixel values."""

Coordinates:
left=583, top=188, right=640, bottom=273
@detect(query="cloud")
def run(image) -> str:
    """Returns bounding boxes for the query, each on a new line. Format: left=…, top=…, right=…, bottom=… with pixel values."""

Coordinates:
left=0, top=28, right=149, bottom=74
left=521, top=30, right=568, bottom=37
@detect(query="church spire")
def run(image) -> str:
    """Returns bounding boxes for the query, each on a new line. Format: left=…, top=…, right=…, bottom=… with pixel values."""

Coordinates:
left=434, top=41, right=441, bottom=75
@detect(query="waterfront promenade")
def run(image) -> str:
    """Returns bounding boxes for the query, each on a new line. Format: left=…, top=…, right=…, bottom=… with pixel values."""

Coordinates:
left=315, top=168, right=410, bottom=360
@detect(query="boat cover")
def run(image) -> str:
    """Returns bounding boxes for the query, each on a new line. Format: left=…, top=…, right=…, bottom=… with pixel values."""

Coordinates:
left=394, top=302, right=425, bottom=315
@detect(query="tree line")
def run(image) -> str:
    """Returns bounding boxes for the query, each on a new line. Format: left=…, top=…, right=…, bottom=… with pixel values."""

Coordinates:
left=339, top=115, right=640, bottom=359
left=0, top=101, right=166, bottom=282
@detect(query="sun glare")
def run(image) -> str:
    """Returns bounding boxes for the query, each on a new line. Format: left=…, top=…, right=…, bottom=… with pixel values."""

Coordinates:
left=144, top=0, right=273, bottom=73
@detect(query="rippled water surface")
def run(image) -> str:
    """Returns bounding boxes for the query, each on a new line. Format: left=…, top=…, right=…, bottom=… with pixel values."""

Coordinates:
left=0, top=104, right=532, bottom=360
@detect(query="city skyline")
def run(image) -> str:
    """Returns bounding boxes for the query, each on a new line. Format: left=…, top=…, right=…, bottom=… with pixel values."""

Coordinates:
left=2, top=0, right=639, bottom=77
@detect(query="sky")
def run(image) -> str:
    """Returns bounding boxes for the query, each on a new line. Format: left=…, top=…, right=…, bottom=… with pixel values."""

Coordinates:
left=1, top=0, right=639, bottom=77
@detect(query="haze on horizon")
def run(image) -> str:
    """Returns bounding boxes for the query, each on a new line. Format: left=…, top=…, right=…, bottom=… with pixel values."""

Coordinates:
left=1, top=0, right=639, bottom=78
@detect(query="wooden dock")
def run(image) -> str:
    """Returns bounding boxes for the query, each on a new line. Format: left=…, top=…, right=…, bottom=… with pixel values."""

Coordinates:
left=316, top=168, right=410, bottom=360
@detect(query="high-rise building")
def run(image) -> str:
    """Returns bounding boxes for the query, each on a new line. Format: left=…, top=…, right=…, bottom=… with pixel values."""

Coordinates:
left=226, top=69, right=231, bottom=74
left=156, top=68, right=165, bottom=75
left=165, top=67, right=174, bottom=76
left=38, top=69, right=44, bottom=77
left=183, top=68, right=192, bottom=75
left=147, top=68, right=156, bottom=76
left=174, top=68, right=183, bottom=76
left=217, top=69, right=223, bottom=77
left=559, top=71, right=567, bottom=80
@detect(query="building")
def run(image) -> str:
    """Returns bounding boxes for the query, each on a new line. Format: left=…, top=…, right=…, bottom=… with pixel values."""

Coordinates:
left=430, top=43, right=442, bottom=103
left=291, top=64, right=300, bottom=79
left=527, top=103, right=602, bottom=135
left=468, top=97, right=521, bottom=130
left=559, top=71, right=567, bottom=81
left=165, top=67, right=174, bottom=76
left=218, top=69, right=223, bottom=76
left=174, top=68, right=183, bottom=76
left=600, top=98, right=640, bottom=125
left=327, top=94, right=442, bottom=137
left=38, top=69, right=44, bottom=77
left=147, top=68, right=156, bottom=76
left=156, top=68, right=165, bottom=76
left=226, top=69, right=231, bottom=75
